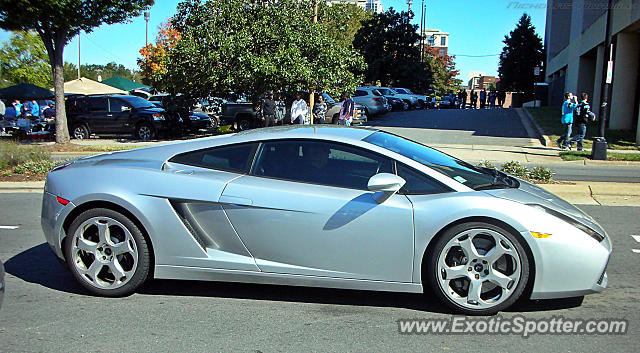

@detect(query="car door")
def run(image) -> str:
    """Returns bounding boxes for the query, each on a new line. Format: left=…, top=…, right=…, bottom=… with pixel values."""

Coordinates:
left=220, top=139, right=415, bottom=282
left=107, top=98, right=133, bottom=133
left=85, top=97, right=109, bottom=133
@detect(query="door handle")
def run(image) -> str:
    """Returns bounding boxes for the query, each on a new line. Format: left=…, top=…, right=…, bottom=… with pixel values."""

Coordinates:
left=219, top=195, right=253, bottom=206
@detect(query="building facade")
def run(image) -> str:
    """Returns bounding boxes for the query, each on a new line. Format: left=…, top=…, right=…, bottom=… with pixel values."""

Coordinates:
left=421, top=28, right=449, bottom=57
left=468, top=75, right=497, bottom=91
left=545, top=0, right=640, bottom=143
left=366, top=0, right=383, bottom=13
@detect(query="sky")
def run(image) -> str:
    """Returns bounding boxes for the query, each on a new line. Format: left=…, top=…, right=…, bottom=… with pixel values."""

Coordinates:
left=0, top=0, right=548, bottom=84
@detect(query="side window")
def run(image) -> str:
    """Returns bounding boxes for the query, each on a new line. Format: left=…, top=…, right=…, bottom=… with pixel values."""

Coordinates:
left=253, top=140, right=393, bottom=190
left=353, top=90, right=367, bottom=97
left=66, top=99, right=85, bottom=113
left=109, top=98, right=130, bottom=113
left=169, top=143, right=258, bottom=173
left=87, top=98, right=108, bottom=112
left=397, top=163, right=451, bottom=195
left=372, top=90, right=382, bottom=96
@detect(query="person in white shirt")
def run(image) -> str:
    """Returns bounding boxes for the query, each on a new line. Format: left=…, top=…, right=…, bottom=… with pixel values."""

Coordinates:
left=290, top=93, right=308, bottom=125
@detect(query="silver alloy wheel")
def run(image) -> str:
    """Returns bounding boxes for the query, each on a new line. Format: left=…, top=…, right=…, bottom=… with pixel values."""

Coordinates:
left=436, top=228, right=521, bottom=310
left=138, top=125, right=152, bottom=140
left=70, top=216, right=138, bottom=290
left=74, top=126, right=86, bottom=139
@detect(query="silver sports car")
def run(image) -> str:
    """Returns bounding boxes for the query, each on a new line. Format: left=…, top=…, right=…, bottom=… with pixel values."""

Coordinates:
left=41, top=126, right=610, bottom=315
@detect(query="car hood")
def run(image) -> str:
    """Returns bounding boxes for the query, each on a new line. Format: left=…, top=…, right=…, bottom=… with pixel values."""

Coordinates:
left=190, top=112, right=209, bottom=119
left=483, top=179, right=607, bottom=237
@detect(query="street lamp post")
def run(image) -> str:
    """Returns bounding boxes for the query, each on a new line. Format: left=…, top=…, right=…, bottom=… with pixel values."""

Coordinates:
left=144, top=11, right=150, bottom=46
left=407, top=0, right=413, bottom=13
left=592, top=0, right=613, bottom=160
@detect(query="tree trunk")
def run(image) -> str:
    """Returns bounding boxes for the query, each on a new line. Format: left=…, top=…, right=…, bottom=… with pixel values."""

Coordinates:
left=52, top=37, right=70, bottom=144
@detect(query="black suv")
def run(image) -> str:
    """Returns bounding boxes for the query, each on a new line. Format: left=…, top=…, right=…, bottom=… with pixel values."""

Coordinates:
left=66, top=95, right=168, bottom=140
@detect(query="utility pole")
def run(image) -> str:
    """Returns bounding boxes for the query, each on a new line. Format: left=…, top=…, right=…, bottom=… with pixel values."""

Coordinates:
left=592, top=0, right=613, bottom=160
left=77, top=32, right=81, bottom=80
left=419, top=0, right=424, bottom=62
left=144, top=11, right=150, bottom=46
left=309, top=0, right=318, bottom=125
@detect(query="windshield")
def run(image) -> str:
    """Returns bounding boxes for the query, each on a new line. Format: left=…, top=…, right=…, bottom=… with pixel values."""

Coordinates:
left=377, top=88, right=395, bottom=96
left=363, top=131, right=515, bottom=190
left=120, top=96, right=156, bottom=109
left=321, top=93, right=336, bottom=104
left=393, top=88, right=408, bottom=94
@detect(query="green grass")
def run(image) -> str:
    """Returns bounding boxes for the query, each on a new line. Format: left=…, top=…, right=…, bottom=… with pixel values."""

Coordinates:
left=0, top=140, right=52, bottom=171
left=525, top=107, right=639, bottom=151
left=560, top=151, right=640, bottom=161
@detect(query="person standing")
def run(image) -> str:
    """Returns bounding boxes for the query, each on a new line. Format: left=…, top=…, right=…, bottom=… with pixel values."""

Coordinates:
left=338, top=92, right=354, bottom=126
left=29, top=100, right=40, bottom=118
left=498, top=91, right=506, bottom=107
left=261, top=92, right=276, bottom=127
left=568, top=92, right=592, bottom=151
left=489, top=91, right=496, bottom=108
left=479, top=90, right=486, bottom=109
left=470, top=91, right=477, bottom=109
left=460, top=90, right=468, bottom=109
left=14, top=100, right=23, bottom=117
left=290, top=93, right=308, bottom=125
left=556, top=92, right=578, bottom=150
left=312, top=94, right=328, bottom=124
left=274, top=93, right=286, bottom=125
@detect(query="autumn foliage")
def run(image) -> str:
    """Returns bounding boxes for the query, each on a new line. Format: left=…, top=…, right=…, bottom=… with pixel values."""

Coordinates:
left=138, top=20, right=181, bottom=89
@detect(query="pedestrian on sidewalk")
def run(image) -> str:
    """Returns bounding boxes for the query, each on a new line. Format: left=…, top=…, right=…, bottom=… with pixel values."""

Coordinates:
left=312, top=94, right=328, bottom=124
left=460, top=90, right=468, bottom=109
left=498, top=90, right=506, bottom=107
left=470, top=91, right=478, bottom=109
left=489, top=90, right=496, bottom=108
left=274, top=93, right=286, bottom=125
left=261, top=92, right=276, bottom=127
left=556, top=92, right=578, bottom=150
left=290, top=93, right=308, bottom=125
left=568, top=92, right=594, bottom=151
left=338, top=92, right=354, bottom=126
left=479, top=90, right=486, bottom=109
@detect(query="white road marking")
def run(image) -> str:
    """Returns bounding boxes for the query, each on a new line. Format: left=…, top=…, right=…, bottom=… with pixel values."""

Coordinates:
left=632, top=235, right=640, bottom=254
left=0, top=226, right=19, bottom=230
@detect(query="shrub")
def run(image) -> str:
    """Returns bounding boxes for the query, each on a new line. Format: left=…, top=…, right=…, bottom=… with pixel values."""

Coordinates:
left=500, top=161, right=529, bottom=178
left=528, top=166, right=553, bottom=182
left=476, top=160, right=496, bottom=169
left=12, top=159, right=58, bottom=174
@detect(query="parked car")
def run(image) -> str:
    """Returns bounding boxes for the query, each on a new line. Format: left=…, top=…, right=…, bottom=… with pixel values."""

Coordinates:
left=317, top=93, right=367, bottom=125
left=66, top=95, right=167, bottom=141
left=438, top=95, right=459, bottom=109
left=393, top=87, right=428, bottom=109
left=353, top=87, right=389, bottom=117
left=150, top=100, right=215, bottom=133
left=376, top=87, right=409, bottom=111
left=42, top=126, right=610, bottom=315
left=387, top=88, right=419, bottom=109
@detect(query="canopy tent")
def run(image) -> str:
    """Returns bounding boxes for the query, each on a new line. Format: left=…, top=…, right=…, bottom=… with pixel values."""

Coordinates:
left=62, top=77, right=127, bottom=95
left=101, top=76, right=150, bottom=92
left=0, top=83, right=54, bottom=100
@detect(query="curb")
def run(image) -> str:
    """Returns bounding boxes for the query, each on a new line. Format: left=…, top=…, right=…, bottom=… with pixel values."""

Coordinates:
left=518, top=107, right=550, bottom=147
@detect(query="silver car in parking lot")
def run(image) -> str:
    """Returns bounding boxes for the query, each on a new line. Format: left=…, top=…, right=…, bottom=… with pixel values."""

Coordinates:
left=41, top=126, right=610, bottom=315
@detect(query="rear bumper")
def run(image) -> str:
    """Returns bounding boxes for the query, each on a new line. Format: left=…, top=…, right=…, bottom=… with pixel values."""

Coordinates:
left=41, top=190, right=69, bottom=260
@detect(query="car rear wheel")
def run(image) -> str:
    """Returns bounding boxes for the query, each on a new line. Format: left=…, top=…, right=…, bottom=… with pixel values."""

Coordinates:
left=136, top=123, right=155, bottom=141
left=64, top=208, right=150, bottom=297
left=237, top=118, right=253, bottom=131
left=72, top=125, right=89, bottom=140
left=417, top=100, right=425, bottom=109
left=426, top=222, right=530, bottom=315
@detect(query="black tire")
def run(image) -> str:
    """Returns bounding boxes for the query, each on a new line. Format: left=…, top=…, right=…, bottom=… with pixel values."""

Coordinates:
left=72, top=124, right=89, bottom=140
left=332, top=114, right=339, bottom=125
left=136, top=122, right=155, bottom=141
left=237, top=118, right=253, bottom=131
left=209, top=116, right=219, bottom=129
left=425, top=222, right=530, bottom=315
left=64, top=208, right=151, bottom=297
left=417, top=100, right=425, bottom=109
left=403, top=100, right=412, bottom=110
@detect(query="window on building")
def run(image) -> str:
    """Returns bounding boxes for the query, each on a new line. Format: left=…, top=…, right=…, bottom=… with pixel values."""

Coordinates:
left=440, top=36, right=447, bottom=46
left=439, top=49, right=446, bottom=56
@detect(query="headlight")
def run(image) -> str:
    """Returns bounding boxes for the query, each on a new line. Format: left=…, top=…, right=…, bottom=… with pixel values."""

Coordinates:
left=528, top=204, right=604, bottom=242
left=153, top=114, right=165, bottom=121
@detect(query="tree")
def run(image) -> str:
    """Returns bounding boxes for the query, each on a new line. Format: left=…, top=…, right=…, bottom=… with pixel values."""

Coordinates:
left=163, top=0, right=364, bottom=103
left=353, top=8, right=432, bottom=92
left=138, top=20, right=181, bottom=90
left=0, top=31, right=52, bottom=88
left=424, top=52, right=462, bottom=94
left=0, top=0, right=153, bottom=144
left=498, top=13, right=544, bottom=99
left=317, top=2, right=372, bottom=48
left=63, top=62, right=140, bottom=82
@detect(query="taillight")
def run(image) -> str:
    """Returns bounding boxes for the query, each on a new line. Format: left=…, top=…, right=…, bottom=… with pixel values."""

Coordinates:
left=56, top=196, right=70, bottom=206
left=372, top=97, right=381, bottom=101
left=51, top=161, right=74, bottom=172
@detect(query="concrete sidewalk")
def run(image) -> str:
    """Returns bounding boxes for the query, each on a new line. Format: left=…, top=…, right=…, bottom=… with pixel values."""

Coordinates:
left=2, top=180, right=639, bottom=206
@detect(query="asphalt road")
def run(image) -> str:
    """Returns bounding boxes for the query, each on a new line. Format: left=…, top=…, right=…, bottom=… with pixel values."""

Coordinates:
left=1, top=193, right=639, bottom=352
left=366, top=108, right=533, bottom=146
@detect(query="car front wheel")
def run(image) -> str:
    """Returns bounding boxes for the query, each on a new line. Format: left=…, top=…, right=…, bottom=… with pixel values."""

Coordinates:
left=426, top=222, right=530, bottom=315
left=136, top=123, right=155, bottom=141
left=64, top=208, right=151, bottom=297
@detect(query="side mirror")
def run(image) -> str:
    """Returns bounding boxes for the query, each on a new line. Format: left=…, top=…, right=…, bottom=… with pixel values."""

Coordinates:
left=367, top=173, right=406, bottom=194
left=121, top=106, right=131, bottom=112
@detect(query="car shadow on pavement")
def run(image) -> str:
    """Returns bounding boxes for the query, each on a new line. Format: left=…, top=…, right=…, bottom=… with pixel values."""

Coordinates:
left=141, top=279, right=455, bottom=314
left=4, top=243, right=86, bottom=295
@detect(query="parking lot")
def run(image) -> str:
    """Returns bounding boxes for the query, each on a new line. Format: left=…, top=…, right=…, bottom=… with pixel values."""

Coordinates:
left=1, top=192, right=639, bottom=352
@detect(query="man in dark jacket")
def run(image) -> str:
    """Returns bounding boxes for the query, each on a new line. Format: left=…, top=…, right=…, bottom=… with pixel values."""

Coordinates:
left=569, top=92, right=592, bottom=151
left=261, top=92, right=277, bottom=127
